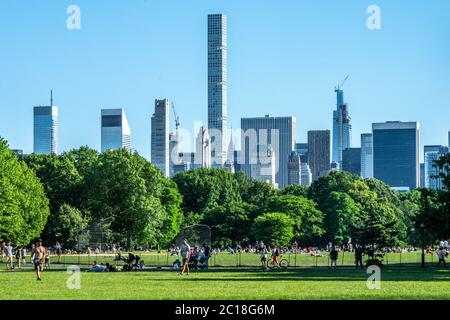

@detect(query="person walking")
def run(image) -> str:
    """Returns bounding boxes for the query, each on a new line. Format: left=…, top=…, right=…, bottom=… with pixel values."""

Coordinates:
left=437, top=247, right=447, bottom=268
left=55, top=242, right=62, bottom=263
left=31, top=239, right=46, bottom=281
left=260, top=245, right=268, bottom=269
left=5, top=242, right=13, bottom=270
left=179, top=239, right=191, bottom=275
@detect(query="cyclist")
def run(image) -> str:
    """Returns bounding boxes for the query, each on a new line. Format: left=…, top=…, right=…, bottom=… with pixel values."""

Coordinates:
left=271, top=243, right=280, bottom=268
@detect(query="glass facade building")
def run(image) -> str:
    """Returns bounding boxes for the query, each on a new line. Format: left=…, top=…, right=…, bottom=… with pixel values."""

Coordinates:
left=360, top=133, right=373, bottom=178
left=307, top=130, right=331, bottom=182
left=332, top=89, right=352, bottom=167
left=33, top=105, right=58, bottom=155
left=208, top=14, right=228, bottom=166
left=342, top=147, right=361, bottom=176
left=101, top=109, right=131, bottom=152
left=241, top=116, right=296, bottom=188
left=373, top=121, right=419, bottom=190
left=424, top=145, right=449, bottom=190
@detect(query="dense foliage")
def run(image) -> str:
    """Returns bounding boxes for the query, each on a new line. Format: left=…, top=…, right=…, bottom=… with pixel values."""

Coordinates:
left=0, top=138, right=49, bottom=244
left=1, top=135, right=449, bottom=250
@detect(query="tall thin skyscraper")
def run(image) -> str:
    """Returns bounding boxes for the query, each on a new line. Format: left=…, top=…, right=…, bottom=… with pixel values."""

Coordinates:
left=241, top=115, right=296, bottom=188
left=373, top=121, right=419, bottom=190
left=208, top=14, right=228, bottom=166
left=151, top=99, right=170, bottom=177
left=332, top=87, right=352, bottom=167
left=33, top=91, right=58, bottom=155
left=101, top=108, right=131, bottom=152
left=360, top=133, right=373, bottom=179
left=308, top=130, right=331, bottom=182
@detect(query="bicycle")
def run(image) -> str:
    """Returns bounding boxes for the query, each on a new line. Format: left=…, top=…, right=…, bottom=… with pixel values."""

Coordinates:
left=268, top=254, right=289, bottom=269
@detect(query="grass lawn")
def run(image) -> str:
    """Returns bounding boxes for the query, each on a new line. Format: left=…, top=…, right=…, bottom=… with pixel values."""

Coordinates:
left=0, top=267, right=449, bottom=300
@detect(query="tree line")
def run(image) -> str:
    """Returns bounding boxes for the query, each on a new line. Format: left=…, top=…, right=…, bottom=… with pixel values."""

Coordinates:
left=0, top=137, right=449, bottom=252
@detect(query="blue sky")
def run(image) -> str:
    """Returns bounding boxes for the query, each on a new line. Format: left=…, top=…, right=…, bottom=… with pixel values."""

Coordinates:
left=0, top=0, right=449, bottom=161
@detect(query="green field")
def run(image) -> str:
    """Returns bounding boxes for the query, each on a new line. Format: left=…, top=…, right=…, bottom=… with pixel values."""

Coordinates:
left=0, top=266, right=449, bottom=300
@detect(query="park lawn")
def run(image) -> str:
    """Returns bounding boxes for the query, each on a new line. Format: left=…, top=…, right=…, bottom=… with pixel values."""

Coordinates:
left=0, top=267, right=449, bottom=300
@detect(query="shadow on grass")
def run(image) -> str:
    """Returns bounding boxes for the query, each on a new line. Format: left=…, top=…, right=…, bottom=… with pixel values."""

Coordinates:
left=140, top=267, right=450, bottom=283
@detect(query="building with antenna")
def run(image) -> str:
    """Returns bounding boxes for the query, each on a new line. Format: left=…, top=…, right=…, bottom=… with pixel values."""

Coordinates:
left=33, top=91, right=58, bottom=155
left=332, top=76, right=352, bottom=168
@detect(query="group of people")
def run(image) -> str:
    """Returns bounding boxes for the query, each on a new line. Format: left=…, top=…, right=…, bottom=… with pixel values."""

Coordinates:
left=0, top=239, right=49, bottom=281
left=259, top=242, right=280, bottom=270
left=1, top=240, right=52, bottom=273
left=171, top=239, right=211, bottom=275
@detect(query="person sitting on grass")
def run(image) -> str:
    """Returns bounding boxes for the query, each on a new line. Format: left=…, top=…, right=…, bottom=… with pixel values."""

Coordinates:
left=88, top=260, right=107, bottom=272
left=105, top=263, right=117, bottom=272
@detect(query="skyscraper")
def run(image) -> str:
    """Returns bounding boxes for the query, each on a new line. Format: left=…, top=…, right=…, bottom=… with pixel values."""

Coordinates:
left=308, top=130, right=331, bottom=182
left=195, top=126, right=211, bottom=169
left=151, top=99, right=170, bottom=177
left=33, top=92, right=58, bottom=155
left=295, top=143, right=308, bottom=164
left=424, top=145, right=449, bottom=190
left=300, top=163, right=312, bottom=186
left=373, top=121, right=419, bottom=190
left=101, top=108, right=131, bottom=152
left=208, top=14, right=228, bottom=166
left=241, top=115, right=296, bottom=188
left=287, top=151, right=301, bottom=185
left=360, top=133, right=373, bottom=179
left=332, top=86, right=352, bottom=167
left=342, top=147, right=361, bottom=176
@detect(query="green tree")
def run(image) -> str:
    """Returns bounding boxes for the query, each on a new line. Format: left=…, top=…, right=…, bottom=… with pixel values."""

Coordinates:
left=203, top=201, right=252, bottom=246
left=280, top=184, right=309, bottom=198
left=0, top=138, right=50, bottom=244
left=173, top=168, right=242, bottom=218
left=251, top=213, right=294, bottom=246
left=322, top=192, right=359, bottom=245
left=266, top=195, right=324, bottom=244
left=86, top=149, right=180, bottom=249
left=49, top=204, right=88, bottom=248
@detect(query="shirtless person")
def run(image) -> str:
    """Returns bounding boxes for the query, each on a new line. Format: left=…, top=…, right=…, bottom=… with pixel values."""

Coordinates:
left=32, top=239, right=46, bottom=281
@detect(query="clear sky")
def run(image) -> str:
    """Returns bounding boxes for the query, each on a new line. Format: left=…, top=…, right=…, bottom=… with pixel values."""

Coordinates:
left=0, top=0, right=449, bottom=161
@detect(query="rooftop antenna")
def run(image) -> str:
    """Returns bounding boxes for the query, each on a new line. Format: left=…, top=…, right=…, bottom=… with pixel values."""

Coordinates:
left=50, top=90, right=53, bottom=106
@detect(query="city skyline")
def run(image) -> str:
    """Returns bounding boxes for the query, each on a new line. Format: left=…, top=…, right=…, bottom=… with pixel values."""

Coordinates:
left=1, top=1, right=450, bottom=161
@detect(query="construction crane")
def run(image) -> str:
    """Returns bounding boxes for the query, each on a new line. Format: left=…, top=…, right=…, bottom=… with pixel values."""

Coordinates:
left=335, top=75, right=350, bottom=91
left=171, top=102, right=180, bottom=131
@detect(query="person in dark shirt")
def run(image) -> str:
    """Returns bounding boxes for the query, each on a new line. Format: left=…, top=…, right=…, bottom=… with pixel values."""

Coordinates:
left=203, top=243, right=211, bottom=269
left=330, top=246, right=338, bottom=268
left=355, top=245, right=364, bottom=269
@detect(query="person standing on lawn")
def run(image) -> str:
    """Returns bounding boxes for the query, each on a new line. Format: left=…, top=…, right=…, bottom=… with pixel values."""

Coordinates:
left=5, top=242, right=13, bottom=270
left=355, top=245, right=364, bottom=269
left=31, top=239, right=46, bottom=281
left=437, top=247, right=447, bottom=268
left=179, top=239, right=191, bottom=275
left=330, top=246, right=338, bottom=269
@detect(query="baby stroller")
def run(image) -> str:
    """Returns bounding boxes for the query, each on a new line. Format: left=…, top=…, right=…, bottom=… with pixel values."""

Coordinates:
left=115, top=253, right=142, bottom=271
left=188, top=253, right=208, bottom=270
